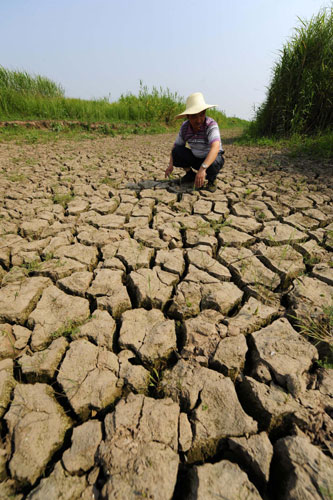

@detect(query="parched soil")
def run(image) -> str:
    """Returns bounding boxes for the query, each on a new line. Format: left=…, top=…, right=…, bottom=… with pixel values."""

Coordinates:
left=0, top=132, right=332, bottom=499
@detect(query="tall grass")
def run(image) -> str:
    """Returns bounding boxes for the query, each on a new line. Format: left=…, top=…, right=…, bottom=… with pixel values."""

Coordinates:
left=117, top=82, right=184, bottom=123
left=250, top=7, right=333, bottom=137
left=0, top=66, right=64, bottom=97
left=0, top=70, right=244, bottom=129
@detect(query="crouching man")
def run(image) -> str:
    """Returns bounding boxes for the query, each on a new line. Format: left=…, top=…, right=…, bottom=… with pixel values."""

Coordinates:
left=165, top=92, right=224, bottom=192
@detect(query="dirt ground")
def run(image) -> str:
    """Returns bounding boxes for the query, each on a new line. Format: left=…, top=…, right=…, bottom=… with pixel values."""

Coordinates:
left=0, top=131, right=332, bottom=499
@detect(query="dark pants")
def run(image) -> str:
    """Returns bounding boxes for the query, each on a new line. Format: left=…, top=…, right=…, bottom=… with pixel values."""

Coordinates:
left=172, top=145, right=224, bottom=182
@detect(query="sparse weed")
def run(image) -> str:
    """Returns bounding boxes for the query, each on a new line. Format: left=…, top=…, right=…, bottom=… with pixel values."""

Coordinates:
left=148, top=367, right=164, bottom=396
left=290, top=306, right=333, bottom=353
left=51, top=320, right=81, bottom=339
left=317, top=358, right=333, bottom=369
left=52, top=192, right=74, bottom=208
left=243, top=187, right=257, bottom=199
left=43, top=252, right=54, bottom=261
left=22, top=259, right=41, bottom=274
left=197, top=221, right=212, bottom=236
left=256, top=210, right=266, bottom=221
left=100, top=177, right=120, bottom=188
left=7, top=173, right=26, bottom=183
left=209, top=217, right=232, bottom=233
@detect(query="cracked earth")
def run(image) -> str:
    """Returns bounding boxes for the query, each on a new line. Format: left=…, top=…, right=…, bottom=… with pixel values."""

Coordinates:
left=0, top=131, right=332, bottom=499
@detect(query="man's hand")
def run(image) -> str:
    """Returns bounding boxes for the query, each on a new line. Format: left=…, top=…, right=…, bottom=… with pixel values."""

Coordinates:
left=195, top=168, right=206, bottom=188
left=165, top=164, right=174, bottom=178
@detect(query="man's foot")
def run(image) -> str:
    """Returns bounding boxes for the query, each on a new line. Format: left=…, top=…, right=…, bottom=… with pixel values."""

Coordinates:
left=180, top=169, right=196, bottom=185
left=205, top=179, right=217, bottom=192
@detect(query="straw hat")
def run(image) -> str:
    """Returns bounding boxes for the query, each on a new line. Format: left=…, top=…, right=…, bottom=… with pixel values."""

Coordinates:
left=176, top=92, right=218, bottom=118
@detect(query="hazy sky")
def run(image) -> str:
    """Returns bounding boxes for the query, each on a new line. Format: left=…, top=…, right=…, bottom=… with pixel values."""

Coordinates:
left=0, top=0, right=329, bottom=120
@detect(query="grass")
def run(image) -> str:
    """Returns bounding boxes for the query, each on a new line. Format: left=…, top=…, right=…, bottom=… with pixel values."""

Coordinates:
left=52, top=192, right=74, bottom=208
left=148, top=366, right=165, bottom=397
left=0, top=69, right=247, bottom=141
left=250, top=7, right=333, bottom=137
left=0, top=65, right=64, bottom=97
left=0, top=74, right=209, bottom=124
left=22, top=259, right=41, bottom=274
left=241, top=6, right=333, bottom=160
left=51, top=320, right=81, bottom=339
left=236, top=129, right=333, bottom=159
left=100, top=177, right=120, bottom=188
left=290, top=305, right=333, bottom=360
left=7, top=173, right=27, bottom=182
left=0, top=121, right=174, bottom=144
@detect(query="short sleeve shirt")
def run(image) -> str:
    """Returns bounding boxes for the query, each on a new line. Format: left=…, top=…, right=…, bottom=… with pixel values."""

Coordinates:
left=173, top=117, right=223, bottom=158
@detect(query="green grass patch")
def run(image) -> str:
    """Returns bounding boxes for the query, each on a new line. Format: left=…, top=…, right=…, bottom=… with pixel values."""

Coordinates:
left=0, top=121, right=176, bottom=144
left=7, top=173, right=27, bottom=182
left=0, top=69, right=247, bottom=138
left=236, top=128, right=333, bottom=159
left=51, top=320, right=81, bottom=339
left=52, top=192, right=74, bottom=208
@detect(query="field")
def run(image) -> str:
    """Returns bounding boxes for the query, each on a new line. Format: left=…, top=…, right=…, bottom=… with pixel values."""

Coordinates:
left=0, top=130, right=332, bottom=498
left=0, top=8, right=332, bottom=494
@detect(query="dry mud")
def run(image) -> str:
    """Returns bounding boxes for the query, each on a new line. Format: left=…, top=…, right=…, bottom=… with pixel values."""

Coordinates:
left=0, top=132, right=332, bottom=499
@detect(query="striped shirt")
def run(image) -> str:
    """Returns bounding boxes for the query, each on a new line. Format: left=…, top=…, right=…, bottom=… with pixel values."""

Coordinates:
left=173, top=117, right=223, bottom=158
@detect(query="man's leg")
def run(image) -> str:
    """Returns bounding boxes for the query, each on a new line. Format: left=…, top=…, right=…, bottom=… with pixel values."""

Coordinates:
left=172, top=146, right=224, bottom=189
left=172, top=146, right=202, bottom=183
left=205, top=152, right=225, bottom=183
left=203, top=153, right=225, bottom=192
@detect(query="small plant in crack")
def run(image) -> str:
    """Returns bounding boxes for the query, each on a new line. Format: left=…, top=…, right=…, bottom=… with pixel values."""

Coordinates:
left=240, top=260, right=249, bottom=274
left=304, top=255, right=320, bottom=267
left=43, top=252, right=55, bottom=262
left=196, top=221, right=212, bottom=236
left=51, top=320, right=82, bottom=340
left=22, top=259, right=41, bottom=274
left=52, top=192, right=74, bottom=209
left=209, top=217, right=232, bottom=233
left=256, top=210, right=266, bottom=221
left=148, top=367, right=164, bottom=397
left=289, top=306, right=333, bottom=353
left=242, top=187, right=257, bottom=199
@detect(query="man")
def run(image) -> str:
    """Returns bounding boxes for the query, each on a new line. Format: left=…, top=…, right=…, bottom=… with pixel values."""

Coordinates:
left=165, top=92, right=224, bottom=192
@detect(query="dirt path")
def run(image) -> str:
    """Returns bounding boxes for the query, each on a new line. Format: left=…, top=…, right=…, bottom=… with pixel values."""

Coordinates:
left=0, top=132, right=332, bottom=499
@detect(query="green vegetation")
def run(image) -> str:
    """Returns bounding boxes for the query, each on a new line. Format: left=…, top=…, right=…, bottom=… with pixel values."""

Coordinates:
left=22, top=259, right=41, bottom=274
left=0, top=122, right=173, bottom=144
left=148, top=367, right=164, bottom=397
left=52, top=192, right=74, bottom=208
left=51, top=320, right=81, bottom=339
left=237, top=129, right=333, bottom=159
left=290, top=306, right=333, bottom=361
left=241, top=6, right=333, bottom=159
left=251, top=7, right=332, bottom=136
left=0, top=66, right=64, bottom=98
left=0, top=71, right=246, bottom=136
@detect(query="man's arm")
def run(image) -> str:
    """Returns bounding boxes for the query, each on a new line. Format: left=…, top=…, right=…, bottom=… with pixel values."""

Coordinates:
left=195, top=141, right=220, bottom=188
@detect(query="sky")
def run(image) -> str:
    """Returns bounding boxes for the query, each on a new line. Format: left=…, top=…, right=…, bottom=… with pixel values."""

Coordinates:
left=0, top=0, right=330, bottom=120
